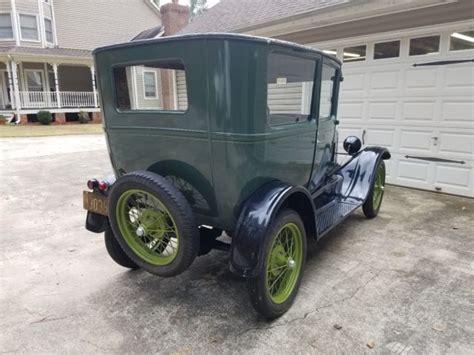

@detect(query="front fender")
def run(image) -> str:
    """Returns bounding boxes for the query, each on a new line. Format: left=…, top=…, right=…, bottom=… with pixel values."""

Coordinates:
left=229, top=180, right=315, bottom=278
left=337, top=146, right=390, bottom=203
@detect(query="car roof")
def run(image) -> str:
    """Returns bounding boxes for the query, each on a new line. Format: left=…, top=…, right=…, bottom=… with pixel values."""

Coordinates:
left=93, top=32, right=341, bottom=65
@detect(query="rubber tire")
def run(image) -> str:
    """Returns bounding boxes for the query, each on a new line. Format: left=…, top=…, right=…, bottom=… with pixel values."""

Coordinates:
left=104, top=226, right=139, bottom=270
left=246, top=209, right=307, bottom=320
left=108, top=170, right=199, bottom=277
left=362, top=160, right=386, bottom=219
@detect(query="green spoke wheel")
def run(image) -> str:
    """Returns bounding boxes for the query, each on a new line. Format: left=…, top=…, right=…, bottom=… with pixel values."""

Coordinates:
left=108, top=171, right=199, bottom=277
left=116, top=189, right=180, bottom=266
left=266, top=223, right=303, bottom=304
left=247, top=209, right=307, bottom=319
left=363, top=160, right=386, bottom=218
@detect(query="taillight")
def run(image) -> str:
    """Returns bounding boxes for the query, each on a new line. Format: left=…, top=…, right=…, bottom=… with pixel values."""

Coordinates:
left=98, top=181, right=109, bottom=191
left=87, top=179, right=98, bottom=190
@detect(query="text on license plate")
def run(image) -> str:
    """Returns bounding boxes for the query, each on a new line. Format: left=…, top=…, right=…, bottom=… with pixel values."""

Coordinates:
left=83, top=191, right=108, bottom=216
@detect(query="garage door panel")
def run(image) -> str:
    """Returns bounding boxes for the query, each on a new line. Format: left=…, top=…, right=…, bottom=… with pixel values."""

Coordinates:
left=398, top=160, right=430, bottom=183
left=442, top=101, right=474, bottom=124
left=400, top=130, right=433, bottom=152
left=370, top=70, right=399, bottom=90
left=445, top=66, right=474, bottom=88
left=402, top=101, right=436, bottom=121
left=368, top=102, right=397, bottom=120
left=435, top=165, right=472, bottom=189
left=405, top=67, right=438, bottom=89
left=341, top=73, right=365, bottom=97
left=438, top=131, right=474, bottom=156
left=366, top=128, right=395, bottom=148
left=339, top=102, right=364, bottom=122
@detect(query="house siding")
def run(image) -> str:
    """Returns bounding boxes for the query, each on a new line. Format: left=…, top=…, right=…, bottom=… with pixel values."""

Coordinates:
left=176, top=70, right=187, bottom=110
left=54, top=0, right=161, bottom=50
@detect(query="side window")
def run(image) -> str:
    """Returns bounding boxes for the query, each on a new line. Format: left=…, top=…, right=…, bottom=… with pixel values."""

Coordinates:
left=320, top=64, right=337, bottom=118
left=113, top=60, right=188, bottom=112
left=267, top=53, right=316, bottom=126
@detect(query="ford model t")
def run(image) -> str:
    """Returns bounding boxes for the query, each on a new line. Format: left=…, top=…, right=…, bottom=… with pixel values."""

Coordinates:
left=84, top=34, right=390, bottom=319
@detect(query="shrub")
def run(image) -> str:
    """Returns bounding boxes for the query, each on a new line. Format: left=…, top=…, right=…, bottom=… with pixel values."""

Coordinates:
left=37, top=111, right=52, bottom=125
left=0, top=115, right=6, bottom=125
left=78, top=111, right=90, bottom=124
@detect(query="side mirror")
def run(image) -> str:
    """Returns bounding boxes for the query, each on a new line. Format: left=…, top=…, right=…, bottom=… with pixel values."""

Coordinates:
left=343, top=136, right=362, bottom=155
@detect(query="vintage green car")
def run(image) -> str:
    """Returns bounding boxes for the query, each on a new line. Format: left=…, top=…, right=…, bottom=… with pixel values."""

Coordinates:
left=83, top=33, right=390, bottom=319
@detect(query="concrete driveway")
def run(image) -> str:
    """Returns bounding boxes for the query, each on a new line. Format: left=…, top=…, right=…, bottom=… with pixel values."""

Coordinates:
left=1, top=135, right=473, bottom=354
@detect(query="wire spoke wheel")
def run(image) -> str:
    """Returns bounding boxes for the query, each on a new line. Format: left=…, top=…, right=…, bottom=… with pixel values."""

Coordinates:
left=372, top=163, right=385, bottom=210
left=116, top=189, right=180, bottom=266
left=265, top=223, right=303, bottom=304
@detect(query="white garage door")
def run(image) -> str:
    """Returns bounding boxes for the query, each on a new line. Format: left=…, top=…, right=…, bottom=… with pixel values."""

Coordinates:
left=323, top=25, right=473, bottom=197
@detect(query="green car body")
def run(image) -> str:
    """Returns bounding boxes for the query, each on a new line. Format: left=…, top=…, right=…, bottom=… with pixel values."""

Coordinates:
left=94, top=34, right=342, bottom=232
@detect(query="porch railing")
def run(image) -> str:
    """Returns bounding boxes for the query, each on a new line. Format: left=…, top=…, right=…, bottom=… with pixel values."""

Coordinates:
left=18, top=91, right=98, bottom=109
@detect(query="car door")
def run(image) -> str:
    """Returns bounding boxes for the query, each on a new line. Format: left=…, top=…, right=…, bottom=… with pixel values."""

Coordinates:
left=308, top=59, right=340, bottom=191
left=264, top=51, right=319, bottom=187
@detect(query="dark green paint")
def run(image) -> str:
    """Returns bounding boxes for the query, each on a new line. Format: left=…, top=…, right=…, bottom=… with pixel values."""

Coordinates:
left=94, top=34, right=341, bottom=231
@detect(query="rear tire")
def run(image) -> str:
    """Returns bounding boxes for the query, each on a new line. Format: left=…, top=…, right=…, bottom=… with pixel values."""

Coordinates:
left=104, top=226, right=139, bottom=269
left=108, top=171, right=199, bottom=277
left=246, top=209, right=307, bottom=319
left=363, top=160, right=386, bottom=218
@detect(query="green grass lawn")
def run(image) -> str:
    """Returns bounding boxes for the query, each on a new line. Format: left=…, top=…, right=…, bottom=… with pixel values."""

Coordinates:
left=0, top=123, right=104, bottom=138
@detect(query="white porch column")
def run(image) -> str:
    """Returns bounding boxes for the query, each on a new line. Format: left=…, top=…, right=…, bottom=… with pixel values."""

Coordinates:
left=10, top=61, right=21, bottom=111
left=90, top=65, right=98, bottom=108
left=5, top=61, right=15, bottom=109
left=52, top=63, right=61, bottom=108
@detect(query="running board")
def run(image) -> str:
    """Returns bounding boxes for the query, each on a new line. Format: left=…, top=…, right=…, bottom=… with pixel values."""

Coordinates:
left=315, top=200, right=359, bottom=237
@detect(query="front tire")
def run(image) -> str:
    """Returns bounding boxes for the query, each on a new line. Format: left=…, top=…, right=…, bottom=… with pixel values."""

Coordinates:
left=108, top=171, right=199, bottom=277
left=363, top=160, right=386, bottom=218
left=246, top=209, right=307, bottom=319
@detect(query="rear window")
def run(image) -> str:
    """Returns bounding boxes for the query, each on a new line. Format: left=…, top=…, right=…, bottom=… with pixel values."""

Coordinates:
left=113, top=60, right=188, bottom=111
left=266, top=53, right=316, bottom=126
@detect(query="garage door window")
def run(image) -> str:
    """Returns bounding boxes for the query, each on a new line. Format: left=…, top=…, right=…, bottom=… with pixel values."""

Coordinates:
left=113, top=60, right=187, bottom=112
left=409, top=36, right=440, bottom=56
left=343, top=45, right=366, bottom=62
left=449, top=31, right=474, bottom=51
left=374, top=40, right=400, bottom=59
left=266, top=53, right=316, bottom=126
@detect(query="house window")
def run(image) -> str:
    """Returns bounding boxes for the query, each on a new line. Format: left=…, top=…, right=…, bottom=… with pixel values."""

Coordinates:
left=0, top=14, right=13, bottom=39
left=113, top=60, right=188, bottom=111
left=450, top=30, right=474, bottom=51
left=343, top=45, right=366, bottom=62
left=143, top=71, right=157, bottom=98
left=25, top=70, right=44, bottom=92
left=409, top=36, right=440, bottom=56
left=266, top=52, right=316, bottom=126
left=44, top=18, right=53, bottom=43
left=19, top=14, right=39, bottom=41
left=374, top=40, right=400, bottom=59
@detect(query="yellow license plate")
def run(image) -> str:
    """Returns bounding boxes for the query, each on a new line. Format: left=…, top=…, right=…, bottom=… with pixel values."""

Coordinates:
left=83, top=191, right=108, bottom=216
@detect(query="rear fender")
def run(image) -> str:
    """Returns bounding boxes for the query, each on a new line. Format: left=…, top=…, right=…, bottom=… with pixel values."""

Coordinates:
left=85, top=211, right=108, bottom=233
left=229, top=181, right=316, bottom=278
left=337, top=146, right=390, bottom=203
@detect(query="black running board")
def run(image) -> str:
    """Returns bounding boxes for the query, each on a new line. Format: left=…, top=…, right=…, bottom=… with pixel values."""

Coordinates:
left=315, top=199, right=359, bottom=237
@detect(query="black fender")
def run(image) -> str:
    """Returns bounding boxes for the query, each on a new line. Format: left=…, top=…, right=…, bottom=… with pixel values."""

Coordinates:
left=336, top=146, right=390, bottom=204
left=229, top=180, right=316, bottom=278
left=85, top=211, right=108, bottom=233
